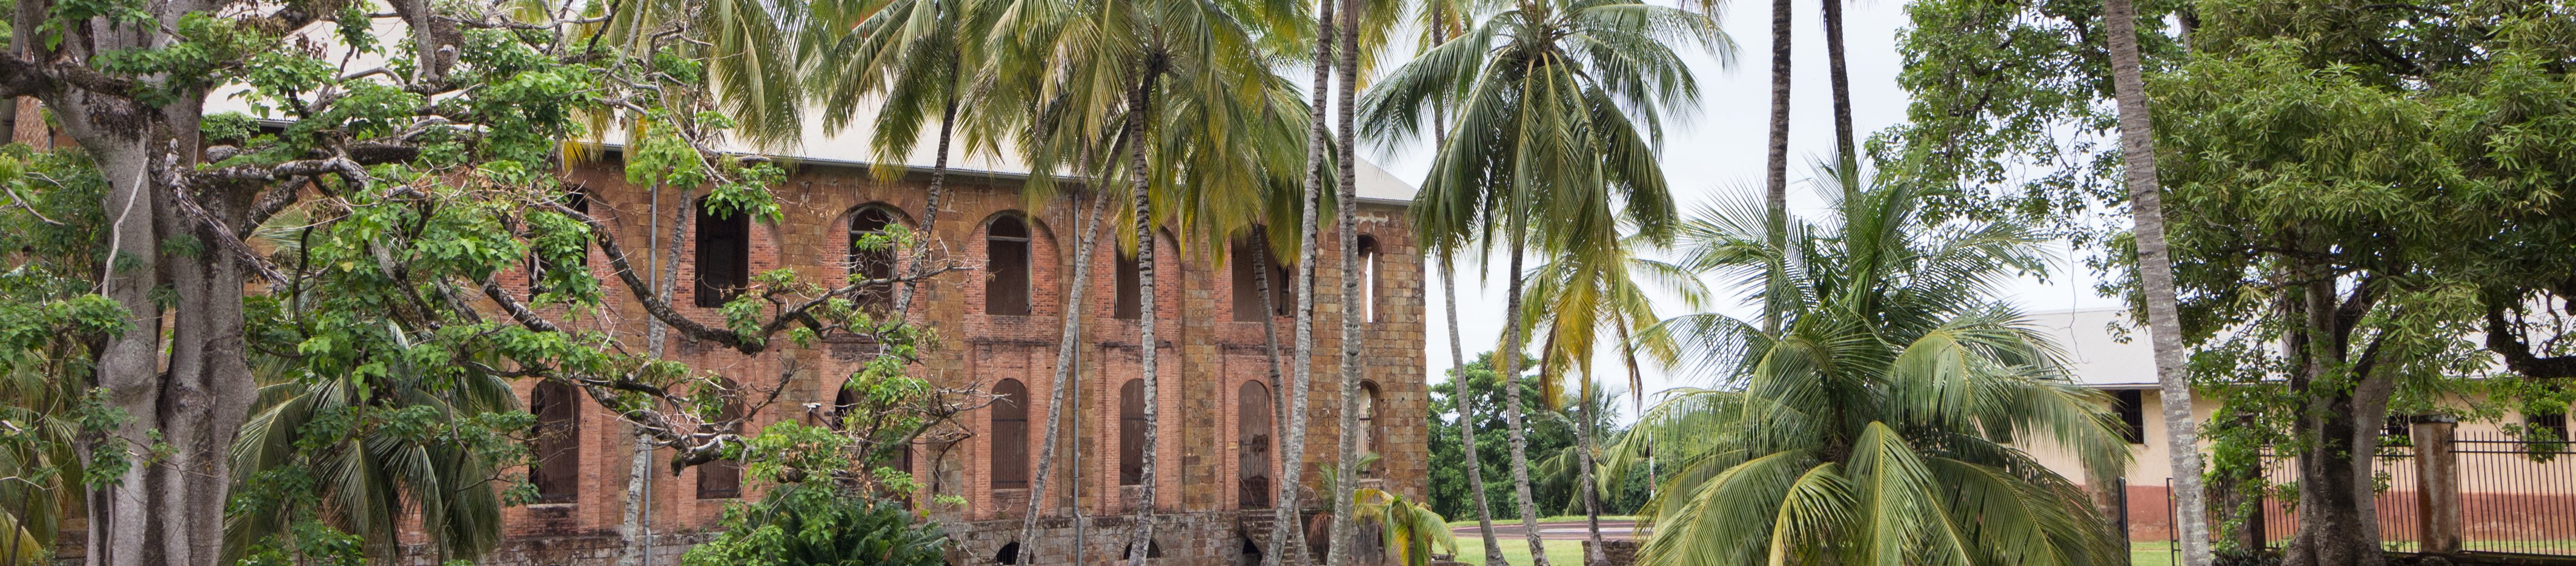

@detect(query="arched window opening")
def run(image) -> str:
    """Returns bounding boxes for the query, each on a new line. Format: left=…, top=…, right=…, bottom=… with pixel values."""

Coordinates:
left=849, top=206, right=899, bottom=313
left=1356, top=236, right=1381, bottom=323
left=1237, top=536, right=1266, bottom=566
left=1121, top=540, right=1166, bottom=559
left=529, top=190, right=590, bottom=294
left=1358, top=380, right=1383, bottom=477
left=1237, top=381, right=1273, bottom=508
left=996, top=542, right=1023, bottom=565
left=1119, top=378, right=1147, bottom=485
left=986, top=217, right=1032, bottom=315
left=1114, top=251, right=1141, bottom=319
left=529, top=380, right=580, bottom=504
left=697, top=382, right=743, bottom=499
left=1230, top=235, right=1295, bottom=321
left=829, top=385, right=858, bottom=430
left=694, top=197, right=751, bottom=308
left=991, top=378, right=1031, bottom=489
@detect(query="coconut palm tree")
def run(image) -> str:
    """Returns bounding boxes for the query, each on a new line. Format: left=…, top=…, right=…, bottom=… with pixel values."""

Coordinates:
left=2099, top=0, right=2207, bottom=563
left=980, top=0, right=1310, bottom=560
left=593, top=0, right=811, bottom=146
left=1613, top=166, right=2128, bottom=566
left=1519, top=235, right=1704, bottom=565
left=805, top=0, right=1004, bottom=315
left=1358, top=1, right=1721, bottom=562
left=1403, top=0, right=1510, bottom=558
left=224, top=355, right=515, bottom=564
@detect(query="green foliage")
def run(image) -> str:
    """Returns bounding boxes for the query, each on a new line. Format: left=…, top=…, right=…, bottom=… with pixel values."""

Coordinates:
left=0, top=147, right=134, bottom=558
left=2133, top=5, right=2576, bottom=529
left=231, top=520, right=368, bottom=566
left=1351, top=489, right=1456, bottom=566
left=680, top=483, right=950, bottom=566
left=1616, top=169, right=2127, bottom=566
left=1360, top=0, right=1721, bottom=258
left=1427, top=352, right=1612, bottom=520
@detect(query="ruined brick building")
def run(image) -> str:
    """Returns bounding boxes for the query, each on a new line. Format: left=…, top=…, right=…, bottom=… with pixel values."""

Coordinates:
left=483, top=147, right=1430, bottom=565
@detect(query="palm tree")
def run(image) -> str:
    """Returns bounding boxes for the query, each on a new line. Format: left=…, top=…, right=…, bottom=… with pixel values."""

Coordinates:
left=1519, top=235, right=1703, bottom=566
left=593, top=0, right=811, bottom=146
left=1615, top=167, right=2128, bottom=566
left=2100, top=0, right=2208, bottom=564
left=1359, top=1, right=1721, bottom=562
left=805, top=0, right=1001, bottom=316
left=224, top=357, right=514, bottom=564
left=1409, top=0, right=1510, bottom=557
left=982, top=0, right=1309, bottom=560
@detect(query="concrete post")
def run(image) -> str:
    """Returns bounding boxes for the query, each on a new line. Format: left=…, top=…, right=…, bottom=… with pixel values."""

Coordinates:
left=2411, top=416, right=2461, bottom=554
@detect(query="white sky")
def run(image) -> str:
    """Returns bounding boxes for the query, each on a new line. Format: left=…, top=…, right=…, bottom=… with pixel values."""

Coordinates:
left=1379, top=1, right=2131, bottom=420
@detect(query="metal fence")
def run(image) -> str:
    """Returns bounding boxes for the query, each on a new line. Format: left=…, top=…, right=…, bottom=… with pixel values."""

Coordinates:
left=2128, top=430, right=2576, bottom=559
left=2452, top=432, right=2576, bottom=555
left=2241, top=445, right=2422, bottom=552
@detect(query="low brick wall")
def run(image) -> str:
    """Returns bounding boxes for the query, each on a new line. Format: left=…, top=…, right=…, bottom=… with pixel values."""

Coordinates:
left=1584, top=540, right=1641, bottom=566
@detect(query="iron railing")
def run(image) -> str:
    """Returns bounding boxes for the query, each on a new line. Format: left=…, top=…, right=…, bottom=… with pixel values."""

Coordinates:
left=2452, top=432, right=2576, bottom=556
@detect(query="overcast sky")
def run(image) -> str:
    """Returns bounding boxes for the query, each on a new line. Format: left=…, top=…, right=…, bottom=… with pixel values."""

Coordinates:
left=1378, top=1, right=2131, bottom=420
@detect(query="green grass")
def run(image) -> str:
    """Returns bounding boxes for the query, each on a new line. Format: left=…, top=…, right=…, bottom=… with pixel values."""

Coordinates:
left=1444, top=516, right=1638, bottom=528
left=1447, top=540, right=2193, bottom=566
left=1444, top=539, right=1587, bottom=566
left=2130, top=542, right=2176, bottom=566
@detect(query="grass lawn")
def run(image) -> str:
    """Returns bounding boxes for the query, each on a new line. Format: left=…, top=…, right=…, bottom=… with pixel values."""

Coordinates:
left=1443, top=539, right=1587, bottom=566
left=2130, top=542, right=2176, bottom=566
left=1444, top=516, right=1638, bottom=528
left=1446, top=540, right=2194, bottom=566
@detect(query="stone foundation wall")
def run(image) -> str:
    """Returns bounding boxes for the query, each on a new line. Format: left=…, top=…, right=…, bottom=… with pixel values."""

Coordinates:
left=393, top=531, right=710, bottom=566
left=945, top=510, right=1307, bottom=566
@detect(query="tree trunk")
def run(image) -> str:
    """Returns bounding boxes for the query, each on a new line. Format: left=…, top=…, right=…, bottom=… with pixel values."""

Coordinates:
left=1256, top=229, right=1311, bottom=566
left=1576, top=401, right=1606, bottom=566
left=1281, top=0, right=1335, bottom=561
left=1020, top=185, right=1116, bottom=565
left=1325, top=0, right=1366, bottom=561
left=2100, top=1, right=2209, bottom=564
left=1497, top=216, right=1548, bottom=566
left=1819, top=0, right=1855, bottom=173
left=58, top=52, right=248, bottom=563
left=1424, top=11, right=1506, bottom=559
left=1761, top=0, right=1791, bottom=333
left=620, top=182, right=690, bottom=565
left=892, top=94, right=960, bottom=318
left=1443, top=255, right=1507, bottom=564
left=1124, top=66, right=1166, bottom=566
left=2278, top=275, right=2393, bottom=566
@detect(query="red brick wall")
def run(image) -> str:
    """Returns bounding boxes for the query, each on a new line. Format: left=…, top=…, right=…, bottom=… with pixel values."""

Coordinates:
left=489, top=159, right=1429, bottom=543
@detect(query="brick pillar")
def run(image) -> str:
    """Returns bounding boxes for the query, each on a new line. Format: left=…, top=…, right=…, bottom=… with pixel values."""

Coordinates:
left=2411, top=416, right=2461, bottom=554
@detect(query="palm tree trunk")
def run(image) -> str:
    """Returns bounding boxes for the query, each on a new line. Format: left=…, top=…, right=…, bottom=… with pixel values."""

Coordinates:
left=1326, top=0, right=1372, bottom=560
left=1820, top=0, right=1855, bottom=173
left=1124, top=65, right=1167, bottom=566
left=1256, top=229, right=1312, bottom=566
left=1424, top=13, right=1507, bottom=561
left=2100, top=1, right=2208, bottom=564
left=1021, top=182, right=1116, bottom=565
left=1282, top=0, right=1334, bottom=562
left=1762, top=0, right=1793, bottom=333
left=1498, top=216, right=1549, bottom=566
left=892, top=94, right=960, bottom=318
left=1443, top=254, right=1507, bottom=565
left=1576, top=398, right=1606, bottom=566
